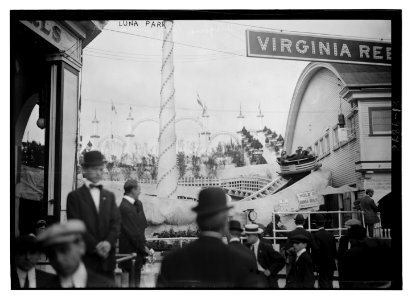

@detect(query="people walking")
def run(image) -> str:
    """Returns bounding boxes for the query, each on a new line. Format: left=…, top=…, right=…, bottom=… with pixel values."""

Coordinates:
left=285, top=235, right=315, bottom=289
left=66, top=150, right=121, bottom=280
left=312, top=214, right=337, bottom=289
left=245, top=223, right=285, bottom=288
left=157, top=187, right=260, bottom=288
left=119, top=179, right=152, bottom=287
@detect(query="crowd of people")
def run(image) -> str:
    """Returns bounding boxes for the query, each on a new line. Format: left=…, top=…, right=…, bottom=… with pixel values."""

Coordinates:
left=13, top=150, right=393, bottom=289
left=278, top=146, right=315, bottom=163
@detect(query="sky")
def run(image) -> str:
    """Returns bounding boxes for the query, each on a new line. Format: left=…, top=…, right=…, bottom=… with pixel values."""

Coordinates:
left=71, top=20, right=390, bottom=154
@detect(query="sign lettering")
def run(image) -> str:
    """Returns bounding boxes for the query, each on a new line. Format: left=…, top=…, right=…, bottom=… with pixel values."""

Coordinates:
left=246, top=30, right=391, bottom=66
left=297, top=191, right=320, bottom=209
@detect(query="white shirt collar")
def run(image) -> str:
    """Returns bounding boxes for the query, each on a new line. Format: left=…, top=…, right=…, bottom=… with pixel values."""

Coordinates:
left=16, top=267, right=36, bottom=288
left=123, top=195, right=135, bottom=204
left=60, top=262, right=87, bottom=288
left=296, top=248, right=307, bottom=260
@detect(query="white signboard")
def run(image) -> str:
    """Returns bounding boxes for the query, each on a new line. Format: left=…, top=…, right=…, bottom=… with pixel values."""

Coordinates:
left=297, top=191, right=320, bottom=209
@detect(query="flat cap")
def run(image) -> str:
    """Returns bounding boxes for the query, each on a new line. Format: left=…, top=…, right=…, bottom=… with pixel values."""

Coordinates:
left=344, top=219, right=361, bottom=227
left=38, top=220, right=86, bottom=247
left=290, top=234, right=309, bottom=244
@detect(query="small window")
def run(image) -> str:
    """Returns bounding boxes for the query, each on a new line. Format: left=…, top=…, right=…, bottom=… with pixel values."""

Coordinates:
left=319, top=138, right=324, bottom=156
left=314, top=141, right=319, bottom=156
left=332, top=126, right=339, bottom=148
left=347, top=114, right=357, bottom=138
left=324, top=134, right=330, bottom=153
left=369, top=107, right=391, bottom=135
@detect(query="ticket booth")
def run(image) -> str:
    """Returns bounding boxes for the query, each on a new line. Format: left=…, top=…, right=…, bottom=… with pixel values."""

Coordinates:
left=12, top=19, right=106, bottom=236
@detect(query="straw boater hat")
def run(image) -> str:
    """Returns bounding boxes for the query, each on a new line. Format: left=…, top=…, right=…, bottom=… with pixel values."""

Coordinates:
left=192, top=187, right=233, bottom=217
left=38, top=220, right=86, bottom=247
left=82, top=151, right=106, bottom=167
left=244, top=223, right=263, bottom=235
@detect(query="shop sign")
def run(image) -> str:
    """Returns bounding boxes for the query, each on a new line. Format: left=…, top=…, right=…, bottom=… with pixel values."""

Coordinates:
left=20, top=20, right=81, bottom=63
left=297, top=191, right=320, bottom=209
left=246, top=30, right=391, bottom=66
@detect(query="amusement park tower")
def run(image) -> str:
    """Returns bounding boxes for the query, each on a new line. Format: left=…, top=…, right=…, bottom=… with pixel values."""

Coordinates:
left=157, top=21, right=179, bottom=199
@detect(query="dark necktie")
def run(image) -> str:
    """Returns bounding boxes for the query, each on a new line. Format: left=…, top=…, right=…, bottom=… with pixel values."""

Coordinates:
left=24, top=275, right=29, bottom=288
left=90, top=184, right=103, bottom=190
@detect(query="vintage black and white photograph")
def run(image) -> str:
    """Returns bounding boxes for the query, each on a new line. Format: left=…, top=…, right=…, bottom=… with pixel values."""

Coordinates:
left=10, top=10, right=402, bottom=290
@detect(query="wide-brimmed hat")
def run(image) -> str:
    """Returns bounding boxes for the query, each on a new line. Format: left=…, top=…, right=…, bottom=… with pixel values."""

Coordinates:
left=38, top=220, right=86, bottom=247
left=244, top=223, right=263, bottom=235
left=229, top=220, right=243, bottom=232
left=82, top=151, right=106, bottom=167
left=192, top=187, right=233, bottom=216
left=290, top=234, right=309, bottom=244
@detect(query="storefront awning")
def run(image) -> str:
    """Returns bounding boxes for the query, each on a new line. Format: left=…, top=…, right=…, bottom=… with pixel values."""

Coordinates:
left=319, top=185, right=357, bottom=195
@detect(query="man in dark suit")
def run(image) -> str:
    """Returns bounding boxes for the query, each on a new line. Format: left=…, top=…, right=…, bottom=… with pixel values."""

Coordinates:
left=285, top=214, right=316, bottom=275
left=312, top=214, right=337, bottom=289
left=245, top=223, right=285, bottom=288
left=66, top=151, right=121, bottom=280
left=227, top=220, right=255, bottom=262
left=11, top=235, right=56, bottom=289
left=359, top=189, right=380, bottom=237
left=119, top=179, right=151, bottom=287
left=157, top=187, right=260, bottom=288
left=38, top=220, right=115, bottom=288
left=285, top=235, right=315, bottom=289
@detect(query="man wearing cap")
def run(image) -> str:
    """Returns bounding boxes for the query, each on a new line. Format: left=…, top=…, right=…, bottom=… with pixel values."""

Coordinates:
left=311, top=214, right=337, bottom=289
left=119, top=179, right=151, bottom=287
left=38, top=220, right=115, bottom=288
left=245, top=223, right=285, bottom=288
left=12, top=235, right=55, bottom=288
left=285, top=214, right=316, bottom=275
left=157, top=187, right=260, bottom=288
left=66, top=150, right=121, bottom=280
left=227, top=220, right=255, bottom=262
left=285, top=235, right=315, bottom=289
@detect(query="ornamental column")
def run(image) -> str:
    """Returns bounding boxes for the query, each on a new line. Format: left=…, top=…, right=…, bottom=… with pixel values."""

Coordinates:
left=157, top=20, right=178, bottom=199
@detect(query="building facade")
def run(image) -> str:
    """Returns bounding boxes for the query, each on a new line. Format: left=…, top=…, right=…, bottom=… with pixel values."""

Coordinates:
left=13, top=19, right=107, bottom=236
left=284, top=62, right=391, bottom=208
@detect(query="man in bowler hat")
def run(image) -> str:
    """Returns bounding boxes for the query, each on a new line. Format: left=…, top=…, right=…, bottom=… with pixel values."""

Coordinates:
left=66, top=151, right=121, bottom=280
left=227, top=220, right=255, bottom=261
left=245, top=223, right=285, bottom=288
left=285, top=235, right=315, bottom=289
left=119, top=179, right=152, bottom=287
left=12, top=235, right=55, bottom=288
left=38, top=220, right=115, bottom=288
left=157, top=187, right=260, bottom=288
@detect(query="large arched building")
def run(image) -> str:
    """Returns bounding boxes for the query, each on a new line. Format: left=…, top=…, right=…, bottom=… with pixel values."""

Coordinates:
left=284, top=62, right=391, bottom=205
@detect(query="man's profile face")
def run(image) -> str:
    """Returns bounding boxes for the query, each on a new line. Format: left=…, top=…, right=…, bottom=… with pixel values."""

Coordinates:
left=131, top=185, right=141, bottom=200
left=246, top=234, right=258, bottom=244
left=83, top=165, right=104, bottom=183
left=15, top=250, right=41, bottom=271
left=48, top=241, right=84, bottom=277
left=292, top=241, right=306, bottom=253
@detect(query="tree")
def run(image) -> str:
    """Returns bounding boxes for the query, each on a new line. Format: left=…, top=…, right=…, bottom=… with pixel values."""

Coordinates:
left=177, top=152, right=186, bottom=179
left=106, top=161, right=115, bottom=181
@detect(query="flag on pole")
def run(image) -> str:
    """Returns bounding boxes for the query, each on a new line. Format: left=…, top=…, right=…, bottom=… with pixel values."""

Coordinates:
left=111, top=101, right=117, bottom=114
left=258, top=103, right=262, bottom=115
left=197, top=93, right=204, bottom=110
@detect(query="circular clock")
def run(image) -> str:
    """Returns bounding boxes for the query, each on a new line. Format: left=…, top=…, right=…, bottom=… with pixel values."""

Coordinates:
left=248, top=210, right=258, bottom=222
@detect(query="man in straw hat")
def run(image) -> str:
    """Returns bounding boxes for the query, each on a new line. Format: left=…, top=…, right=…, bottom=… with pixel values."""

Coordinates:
left=66, top=150, right=121, bottom=280
left=285, top=235, right=315, bottom=289
left=37, top=220, right=115, bottom=288
left=244, top=223, right=285, bottom=288
left=157, top=187, right=260, bottom=288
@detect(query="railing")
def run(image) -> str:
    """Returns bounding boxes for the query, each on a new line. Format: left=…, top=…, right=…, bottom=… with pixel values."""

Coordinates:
left=115, top=253, right=137, bottom=288
left=241, top=176, right=289, bottom=201
left=373, top=212, right=392, bottom=239
left=278, top=157, right=318, bottom=175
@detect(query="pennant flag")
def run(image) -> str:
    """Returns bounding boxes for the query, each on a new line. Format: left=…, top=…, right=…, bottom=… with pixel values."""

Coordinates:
left=111, top=101, right=117, bottom=114
left=197, top=93, right=204, bottom=110
left=258, top=103, right=262, bottom=115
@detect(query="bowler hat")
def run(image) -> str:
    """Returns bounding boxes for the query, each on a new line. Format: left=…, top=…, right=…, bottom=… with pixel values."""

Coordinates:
left=290, top=234, right=309, bottom=244
left=244, top=223, right=263, bottom=235
left=82, top=151, right=106, bottom=167
left=38, top=220, right=86, bottom=247
left=294, top=214, right=305, bottom=223
left=15, top=235, right=40, bottom=254
left=229, top=220, right=243, bottom=232
left=192, top=187, right=233, bottom=216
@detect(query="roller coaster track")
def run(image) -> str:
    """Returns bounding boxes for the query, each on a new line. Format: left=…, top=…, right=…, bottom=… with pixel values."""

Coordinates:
left=239, top=176, right=289, bottom=201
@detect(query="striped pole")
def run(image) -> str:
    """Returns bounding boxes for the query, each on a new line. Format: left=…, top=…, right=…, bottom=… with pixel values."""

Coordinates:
left=157, top=20, right=178, bottom=199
